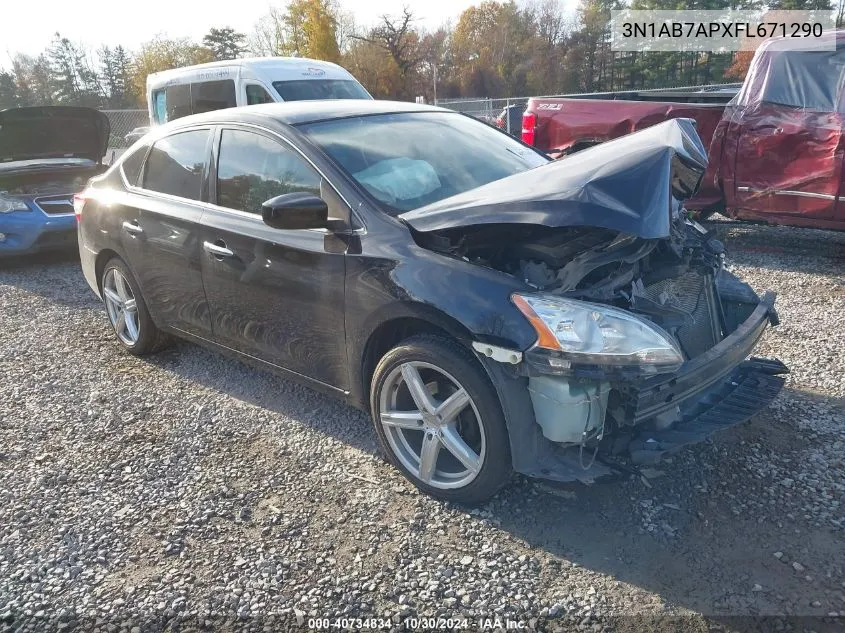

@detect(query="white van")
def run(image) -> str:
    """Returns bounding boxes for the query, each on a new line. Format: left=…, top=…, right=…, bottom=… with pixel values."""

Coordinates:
left=146, top=57, right=371, bottom=125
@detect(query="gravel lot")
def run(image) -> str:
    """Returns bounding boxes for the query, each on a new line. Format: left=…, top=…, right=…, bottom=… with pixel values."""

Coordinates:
left=0, top=220, right=843, bottom=632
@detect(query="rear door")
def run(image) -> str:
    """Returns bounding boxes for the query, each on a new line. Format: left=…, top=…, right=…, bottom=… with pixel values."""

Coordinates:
left=199, top=126, right=349, bottom=390
left=733, top=50, right=845, bottom=221
left=127, top=128, right=214, bottom=336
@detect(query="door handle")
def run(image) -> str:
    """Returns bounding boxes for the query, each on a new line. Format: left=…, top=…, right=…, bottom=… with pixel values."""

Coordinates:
left=203, top=240, right=234, bottom=258
left=122, top=220, right=143, bottom=235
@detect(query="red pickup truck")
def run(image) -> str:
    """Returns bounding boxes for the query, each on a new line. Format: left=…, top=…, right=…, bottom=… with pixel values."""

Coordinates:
left=522, top=34, right=845, bottom=231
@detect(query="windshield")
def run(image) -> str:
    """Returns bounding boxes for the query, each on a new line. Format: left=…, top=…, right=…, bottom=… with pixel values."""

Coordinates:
left=299, top=112, right=548, bottom=212
left=273, top=79, right=370, bottom=102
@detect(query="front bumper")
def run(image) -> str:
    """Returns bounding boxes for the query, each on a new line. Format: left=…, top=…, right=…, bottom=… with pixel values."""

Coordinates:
left=482, top=292, right=786, bottom=483
left=0, top=209, right=77, bottom=257
left=619, top=291, right=780, bottom=424
left=626, top=357, right=786, bottom=464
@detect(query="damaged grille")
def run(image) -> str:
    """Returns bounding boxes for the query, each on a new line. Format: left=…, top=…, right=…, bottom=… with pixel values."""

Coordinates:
left=644, top=272, right=722, bottom=359
left=34, top=195, right=75, bottom=215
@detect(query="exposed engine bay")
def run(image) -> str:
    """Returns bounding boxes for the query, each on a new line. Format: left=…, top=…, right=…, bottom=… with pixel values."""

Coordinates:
left=0, top=164, right=96, bottom=196
left=414, top=211, right=785, bottom=477
left=418, top=211, right=730, bottom=361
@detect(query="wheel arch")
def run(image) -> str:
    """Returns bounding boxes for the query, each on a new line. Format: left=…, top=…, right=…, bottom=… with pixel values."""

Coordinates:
left=94, top=248, right=122, bottom=294
left=355, top=304, right=476, bottom=411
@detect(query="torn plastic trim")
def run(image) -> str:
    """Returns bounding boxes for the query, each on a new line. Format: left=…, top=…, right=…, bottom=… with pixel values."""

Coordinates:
left=472, top=341, right=522, bottom=365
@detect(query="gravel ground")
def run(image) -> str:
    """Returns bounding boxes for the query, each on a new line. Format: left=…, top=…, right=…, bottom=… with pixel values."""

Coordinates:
left=0, top=220, right=843, bottom=632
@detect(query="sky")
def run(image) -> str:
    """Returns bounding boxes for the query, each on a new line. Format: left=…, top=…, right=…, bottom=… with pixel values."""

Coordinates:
left=1, top=0, right=478, bottom=65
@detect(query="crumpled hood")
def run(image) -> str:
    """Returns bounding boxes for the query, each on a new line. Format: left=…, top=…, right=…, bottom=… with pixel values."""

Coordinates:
left=0, top=106, right=110, bottom=164
left=400, top=118, right=708, bottom=240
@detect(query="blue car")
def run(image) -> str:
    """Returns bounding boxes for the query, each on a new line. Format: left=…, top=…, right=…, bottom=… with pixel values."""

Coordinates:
left=0, top=106, right=110, bottom=257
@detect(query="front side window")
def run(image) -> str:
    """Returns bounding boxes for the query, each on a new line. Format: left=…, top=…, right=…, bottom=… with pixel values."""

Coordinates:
left=300, top=112, right=547, bottom=213
left=152, top=90, right=167, bottom=124
left=216, top=129, right=321, bottom=214
left=142, top=130, right=210, bottom=200
left=272, top=79, right=370, bottom=102
left=246, top=84, right=275, bottom=105
left=191, top=80, right=237, bottom=114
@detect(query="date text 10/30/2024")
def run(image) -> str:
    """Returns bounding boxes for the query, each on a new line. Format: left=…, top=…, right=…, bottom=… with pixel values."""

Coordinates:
left=308, top=617, right=529, bottom=630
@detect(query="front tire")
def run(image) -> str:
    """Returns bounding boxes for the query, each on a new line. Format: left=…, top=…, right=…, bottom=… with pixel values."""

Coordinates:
left=100, top=257, right=171, bottom=355
left=370, top=335, right=512, bottom=504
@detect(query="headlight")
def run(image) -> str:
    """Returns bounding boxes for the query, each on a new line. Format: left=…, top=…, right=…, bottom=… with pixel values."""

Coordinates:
left=512, top=293, right=683, bottom=371
left=0, top=194, right=30, bottom=213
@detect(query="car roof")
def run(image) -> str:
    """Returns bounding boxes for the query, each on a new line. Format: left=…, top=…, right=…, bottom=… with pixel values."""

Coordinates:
left=146, top=56, right=357, bottom=86
left=160, top=100, right=451, bottom=130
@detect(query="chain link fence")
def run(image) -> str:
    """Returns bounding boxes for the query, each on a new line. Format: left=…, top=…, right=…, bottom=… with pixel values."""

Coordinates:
left=434, top=83, right=742, bottom=136
left=100, top=109, right=150, bottom=164
left=433, top=97, right=529, bottom=135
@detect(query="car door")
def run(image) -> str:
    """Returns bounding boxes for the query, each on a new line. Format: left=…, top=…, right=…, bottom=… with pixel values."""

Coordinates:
left=733, top=50, right=845, bottom=221
left=199, top=126, right=349, bottom=391
left=126, top=127, right=214, bottom=336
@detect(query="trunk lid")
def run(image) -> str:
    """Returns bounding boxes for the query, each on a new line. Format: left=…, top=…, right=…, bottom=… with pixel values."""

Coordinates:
left=0, top=106, right=110, bottom=164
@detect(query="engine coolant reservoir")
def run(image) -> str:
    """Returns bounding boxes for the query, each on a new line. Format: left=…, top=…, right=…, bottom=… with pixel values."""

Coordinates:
left=527, top=376, right=610, bottom=444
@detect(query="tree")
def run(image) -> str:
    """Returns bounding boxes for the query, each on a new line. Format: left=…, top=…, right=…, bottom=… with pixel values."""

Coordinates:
left=203, top=27, right=247, bottom=61
left=130, top=36, right=214, bottom=100
left=300, top=0, right=341, bottom=61
left=252, top=0, right=340, bottom=61
left=99, top=45, right=136, bottom=107
left=12, top=54, right=53, bottom=106
left=252, top=6, right=288, bottom=56
left=351, top=7, right=426, bottom=98
left=47, top=33, right=103, bottom=105
left=451, top=2, right=537, bottom=96
left=343, top=38, right=404, bottom=98
left=0, top=72, right=19, bottom=109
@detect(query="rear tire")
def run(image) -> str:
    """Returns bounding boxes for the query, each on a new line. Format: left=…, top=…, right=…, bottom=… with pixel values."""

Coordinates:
left=370, top=335, right=512, bottom=504
left=100, top=257, right=172, bottom=356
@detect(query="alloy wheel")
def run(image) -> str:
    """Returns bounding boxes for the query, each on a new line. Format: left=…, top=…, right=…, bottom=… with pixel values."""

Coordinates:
left=378, top=361, right=486, bottom=490
left=103, top=268, right=140, bottom=346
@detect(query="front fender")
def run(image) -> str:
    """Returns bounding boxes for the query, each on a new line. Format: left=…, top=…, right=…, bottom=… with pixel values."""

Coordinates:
left=344, top=240, right=539, bottom=406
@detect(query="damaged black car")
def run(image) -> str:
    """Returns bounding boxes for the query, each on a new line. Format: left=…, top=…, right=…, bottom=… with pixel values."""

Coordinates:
left=76, top=101, right=787, bottom=503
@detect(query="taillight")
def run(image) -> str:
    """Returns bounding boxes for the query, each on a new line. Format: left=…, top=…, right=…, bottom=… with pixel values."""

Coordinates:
left=495, top=116, right=505, bottom=129
left=73, top=192, right=89, bottom=222
left=521, top=112, right=536, bottom=145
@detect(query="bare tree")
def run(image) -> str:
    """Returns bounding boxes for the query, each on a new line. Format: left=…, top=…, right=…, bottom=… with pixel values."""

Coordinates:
left=251, top=6, right=288, bottom=56
left=352, top=7, right=424, bottom=77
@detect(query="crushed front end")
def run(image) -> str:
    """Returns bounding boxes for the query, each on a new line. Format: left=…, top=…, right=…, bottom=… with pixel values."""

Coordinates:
left=516, top=218, right=786, bottom=474
left=403, top=119, right=787, bottom=482
left=472, top=217, right=787, bottom=482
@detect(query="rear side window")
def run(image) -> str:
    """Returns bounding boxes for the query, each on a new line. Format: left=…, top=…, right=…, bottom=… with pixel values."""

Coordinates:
left=246, top=84, right=274, bottom=105
left=164, top=84, right=191, bottom=122
left=761, top=50, right=845, bottom=111
left=191, top=80, right=237, bottom=114
left=120, top=144, right=148, bottom=186
left=142, top=130, right=210, bottom=200
left=216, top=129, right=320, bottom=214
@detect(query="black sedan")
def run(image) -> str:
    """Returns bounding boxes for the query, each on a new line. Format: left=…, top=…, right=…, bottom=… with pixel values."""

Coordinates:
left=77, top=101, right=786, bottom=503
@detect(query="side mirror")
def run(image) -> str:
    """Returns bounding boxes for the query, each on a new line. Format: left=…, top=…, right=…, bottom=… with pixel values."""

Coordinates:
left=261, top=192, right=329, bottom=230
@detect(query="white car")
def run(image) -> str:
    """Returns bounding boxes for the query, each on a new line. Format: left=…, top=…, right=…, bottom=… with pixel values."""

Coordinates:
left=146, top=57, right=372, bottom=125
